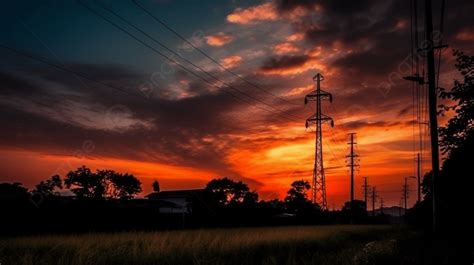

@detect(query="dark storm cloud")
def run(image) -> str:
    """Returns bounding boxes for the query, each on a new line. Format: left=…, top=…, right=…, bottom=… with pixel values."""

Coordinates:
left=331, top=31, right=410, bottom=75
left=276, top=0, right=376, bottom=15
left=0, top=64, right=263, bottom=185
left=341, top=120, right=401, bottom=131
left=260, top=55, right=310, bottom=72
left=305, top=1, right=406, bottom=47
left=275, top=0, right=317, bottom=12
left=261, top=0, right=473, bottom=124
left=257, top=0, right=412, bottom=84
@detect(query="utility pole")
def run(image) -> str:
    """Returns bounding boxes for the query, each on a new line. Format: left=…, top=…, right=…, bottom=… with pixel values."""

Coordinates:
left=347, top=133, right=359, bottom=210
left=403, top=176, right=416, bottom=214
left=305, top=73, right=334, bottom=210
left=403, top=177, right=408, bottom=213
left=371, top=186, right=377, bottom=217
left=403, top=0, right=444, bottom=231
left=417, top=153, right=421, bottom=203
left=362, top=177, right=370, bottom=211
left=399, top=198, right=403, bottom=222
left=380, top=197, right=384, bottom=215
left=402, top=176, right=414, bottom=214
left=425, top=0, right=441, bottom=231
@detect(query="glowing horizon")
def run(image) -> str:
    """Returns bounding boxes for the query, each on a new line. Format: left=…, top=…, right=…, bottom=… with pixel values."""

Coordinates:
left=0, top=0, right=471, bottom=208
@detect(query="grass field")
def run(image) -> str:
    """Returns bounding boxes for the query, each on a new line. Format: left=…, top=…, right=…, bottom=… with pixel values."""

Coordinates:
left=0, top=225, right=412, bottom=265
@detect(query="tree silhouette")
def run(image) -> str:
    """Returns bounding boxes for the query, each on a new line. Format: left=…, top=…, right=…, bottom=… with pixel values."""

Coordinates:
left=152, top=179, right=160, bottom=193
left=413, top=50, right=473, bottom=229
left=33, top=175, right=62, bottom=196
left=341, top=200, right=368, bottom=222
left=64, top=166, right=104, bottom=199
left=0, top=182, right=29, bottom=202
left=64, top=166, right=142, bottom=200
left=106, top=172, right=142, bottom=200
left=285, top=180, right=310, bottom=201
left=439, top=49, right=474, bottom=154
left=285, top=180, right=319, bottom=214
left=205, top=177, right=258, bottom=206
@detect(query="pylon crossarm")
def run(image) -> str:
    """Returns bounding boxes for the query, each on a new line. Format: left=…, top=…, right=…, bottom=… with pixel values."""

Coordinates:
left=305, top=91, right=332, bottom=103
left=305, top=116, right=333, bottom=128
left=319, top=90, right=333, bottom=102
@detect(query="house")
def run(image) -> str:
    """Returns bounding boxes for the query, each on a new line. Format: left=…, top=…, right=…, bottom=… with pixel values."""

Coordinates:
left=145, top=189, right=213, bottom=215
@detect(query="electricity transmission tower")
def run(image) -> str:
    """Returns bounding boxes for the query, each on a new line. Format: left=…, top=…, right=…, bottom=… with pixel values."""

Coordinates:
left=347, top=133, right=359, bottom=210
left=305, top=73, right=334, bottom=210
left=362, top=177, right=370, bottom=210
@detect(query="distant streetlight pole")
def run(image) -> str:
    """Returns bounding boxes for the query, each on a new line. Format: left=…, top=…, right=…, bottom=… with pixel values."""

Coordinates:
left=417, top=153, right=421, bottom=203
left=403, top=176, right=416, bottom=213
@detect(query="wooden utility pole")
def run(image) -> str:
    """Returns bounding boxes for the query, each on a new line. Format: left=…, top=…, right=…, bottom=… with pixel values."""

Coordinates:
left=362, top=177, right=370, bottom=210
left=424, top=0, right=439, bottom=231
left=347, top=133, right=358, bottom=209
left=417, top=153, right=421, bottom=203
left=399, top=198, right=403, bottom=222
left=371, top=186, right=377, bottom=217
left=403, top=177, right=409, bottom=213
left=380, top=198, right=384, bottom=215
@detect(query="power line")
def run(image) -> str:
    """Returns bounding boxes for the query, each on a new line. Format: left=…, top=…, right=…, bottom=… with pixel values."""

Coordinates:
left=1, top=42, right=286, bottom=144
left=100, top=0, right=305, bottom=122
left=77, top=0, right=301, bottom=124
left=0, top=44, right=140, bottom=98
left=130, top=0, right=300, bottom=106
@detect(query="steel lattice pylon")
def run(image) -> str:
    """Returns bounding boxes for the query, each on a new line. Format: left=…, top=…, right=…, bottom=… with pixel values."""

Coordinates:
left=305, top=73, right=333, bottom=210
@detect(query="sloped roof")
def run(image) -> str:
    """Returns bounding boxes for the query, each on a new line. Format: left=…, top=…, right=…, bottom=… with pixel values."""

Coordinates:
left=145, top=189, right=206, bottom=199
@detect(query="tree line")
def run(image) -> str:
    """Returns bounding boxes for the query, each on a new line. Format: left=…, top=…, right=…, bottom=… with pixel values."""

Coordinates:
left=1, top=165, right=324, bottom=216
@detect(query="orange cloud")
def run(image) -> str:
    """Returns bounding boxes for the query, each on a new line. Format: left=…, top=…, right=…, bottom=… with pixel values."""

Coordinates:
left=226, top=2, right=312, bottom=25
left=220, top=55, right=243, bottom=69
left=283, top=84, right=314, bottom=97
left=394, top=19, right=408, bottom=30
left=227, top=2, right=278, bottom=25
left=456, top=28, right=474, bottom=41
left=205, top=32, right=234, bottom=47
left=273, top=42, right=300, bottom=55
left=259, top=57, right=327, bottom=76
left=286, top=33, right=304, bottom=42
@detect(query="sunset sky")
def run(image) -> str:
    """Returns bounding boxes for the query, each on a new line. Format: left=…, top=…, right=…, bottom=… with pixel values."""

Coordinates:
left=0, top=0, right=472, bottom=208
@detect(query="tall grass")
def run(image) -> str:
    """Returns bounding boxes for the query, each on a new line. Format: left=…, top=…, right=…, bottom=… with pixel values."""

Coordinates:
left=0, top=225, right=396, bottom=265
